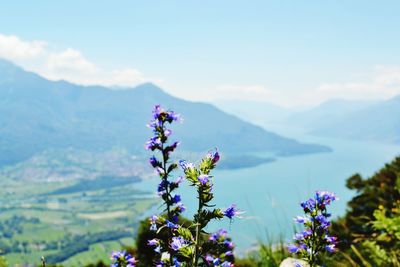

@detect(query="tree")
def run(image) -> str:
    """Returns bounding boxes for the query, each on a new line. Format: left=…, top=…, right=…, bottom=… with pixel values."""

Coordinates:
left=330, top=157, right=400, bottom=266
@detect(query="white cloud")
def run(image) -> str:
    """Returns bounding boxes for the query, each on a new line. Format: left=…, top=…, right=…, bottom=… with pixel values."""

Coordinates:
left=2, top=34, right=400, bottom=107
left=47, top=48, right=97, bottom=74
left=210, top=66, right=400, bottom=107
left=301, top=65, right=400, bottom=106
left=0, top=34, right=46, bottom=61
left=374, top=65, right=400, bottom=86
left=0, top=33, right=151, bottom=87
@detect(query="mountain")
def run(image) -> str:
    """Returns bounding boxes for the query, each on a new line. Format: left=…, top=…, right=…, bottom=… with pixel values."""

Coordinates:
left=286, top=99, right=377, bottom=128
left=287, top=98, right=400, bottom=143
left=215, top=100, right=293, bottom=127
left=0, top=59, right=330, bottom=166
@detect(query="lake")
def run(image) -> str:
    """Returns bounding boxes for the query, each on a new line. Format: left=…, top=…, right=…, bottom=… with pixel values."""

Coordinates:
left=136, top=131, right=400, bottom=253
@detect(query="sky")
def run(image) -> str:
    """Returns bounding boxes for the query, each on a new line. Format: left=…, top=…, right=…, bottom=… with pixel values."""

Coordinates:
left=1, top=1, right=400, bottom=107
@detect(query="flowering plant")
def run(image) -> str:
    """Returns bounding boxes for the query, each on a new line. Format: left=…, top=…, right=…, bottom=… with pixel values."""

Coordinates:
left=288, top=191, right=338, bottom=267
left=178, top=150, right=240, bottom=266
left=110, top=105, right=240, bottom=267
left=110, top=251, right=138, bottom=267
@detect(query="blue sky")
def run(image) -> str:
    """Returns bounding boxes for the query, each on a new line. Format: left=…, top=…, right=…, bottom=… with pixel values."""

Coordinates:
left=1, top=1, right=400, bottom=106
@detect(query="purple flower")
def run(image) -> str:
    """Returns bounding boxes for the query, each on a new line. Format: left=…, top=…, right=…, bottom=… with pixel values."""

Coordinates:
left=314, top=214, right=330, bottom=229
left=287, top=244, right=299, bottom=253
left=205, top=255, right=214, bottom=263
left=176, top=202, right=186, bottom=213
left=147, top=118, right=162, bottom=129
left=147, top=238, right=161, bottom=253
left=325, top=244, right=337, bottom=253
left=294, top=233, right=304, bottom=240
left=166, top=220, right=178, bottom=229
left=111, top=250, right=125, bottom=259
left=149, top=155, right=158, bottom=168
left=157, top=180, right=168, bottom=194
left=150, top=223, right=157, bottom=231
left=171, top=214, right=179, bottom=223
left=294, top=216, right=309, bottom=224
left=209, top=229, right=228, bottom=241
left=174, top=176, right=184, bottom=184
left=325, top=235, right=338, bottom=244
left=299, top=243, right=308, bottom=250
left=301, top=229, right=312, bottom=238
left=173, top=257, right=182, bottom=267
left=213, top=257, right=220, bottom=265
left=152, top=104, right=162, bottom=117
left=149, top=215, right=158, bottom=231
left=224, top=240, right=235, bottom=249
left=150, top=105, right=181, bottom=123
left=316, top=191, right=337, bottom=205
left=127, top=257, right=138, bottom=267
left=148, top=239, right=159, bottom=246
left=179, top=160, right=194, bottom=171
left=164, top=128, right=172, bottom=137
left=225, top=250, right=233, bottom=256
left=300, top=198, right=316, bottom=213
left=150, top=215, right=158, bottom=223
left=166, top=111, right=180, bottom=122
left=170, top=236, right=187, bottom=251
left=155, top=167, right=165, bottom=176
left=207, top=149, right=220, bottom=164
left=289, top=191, right=338, bottom=263
left=111, top=251, right=137, bottom=267
left=197, top=174, right=210, bottom=185
left=145, top=136, right=162, bottom=151
left=172, top=194, right=181, bottom=203
left=223, top=204, right=240, bottom=219
left=166, top=141, right=180, bottom=153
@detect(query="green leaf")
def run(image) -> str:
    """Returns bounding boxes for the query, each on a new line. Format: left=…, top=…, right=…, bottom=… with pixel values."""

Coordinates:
left=177, top=227, right=194, bottom=241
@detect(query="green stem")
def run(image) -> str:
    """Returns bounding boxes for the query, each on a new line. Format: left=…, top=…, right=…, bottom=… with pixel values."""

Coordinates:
left=160, top=125, right=174, bottom=265
left=310, top=215, right=316, bottom=267
left=193, top=188, right=203, bottom=266
left=162, top=149, right=172, bottom=221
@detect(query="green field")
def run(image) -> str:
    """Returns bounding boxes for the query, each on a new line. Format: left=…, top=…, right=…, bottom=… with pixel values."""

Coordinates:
left=0, top=149, right=158, bottom=266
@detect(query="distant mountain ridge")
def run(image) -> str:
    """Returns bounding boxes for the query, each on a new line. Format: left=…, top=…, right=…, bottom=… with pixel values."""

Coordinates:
left=0, top=59, right=330, bottom=166
left=286, top=99, right=377, bottom=128
left=287, top=98, right=400, bottom=144
left=215, top=100, right=293, bottom=127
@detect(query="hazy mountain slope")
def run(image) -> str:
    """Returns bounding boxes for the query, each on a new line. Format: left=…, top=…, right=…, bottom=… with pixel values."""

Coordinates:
left=287, top=98, right=400, bottom=143
left=286, top=99, right=377, bottom=128
left=0, top=59, right=330, bottom=166
left=309, top=96, right=400, bottom=143
left=215, top=100, right=293, bottom=126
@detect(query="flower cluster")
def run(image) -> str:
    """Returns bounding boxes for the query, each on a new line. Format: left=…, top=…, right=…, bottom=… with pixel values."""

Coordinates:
left=110, top=105, right=240, bottom=266
left=146, top=105, right=240, bottom=266
left=178, top=149, right=241, bottom=266
left=146, top=105, right=185, bottom=223
left=288, top=191, right=338, bottom=267
left=204, top=229, right=235, bottom=267
left=110, top=251, right=137, bottom=267
left=145, top=105, right=185, bottom=264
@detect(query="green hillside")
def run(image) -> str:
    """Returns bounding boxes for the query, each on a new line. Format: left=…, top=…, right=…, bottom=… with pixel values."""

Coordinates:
left=0, top=59, right=330, bottom=166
